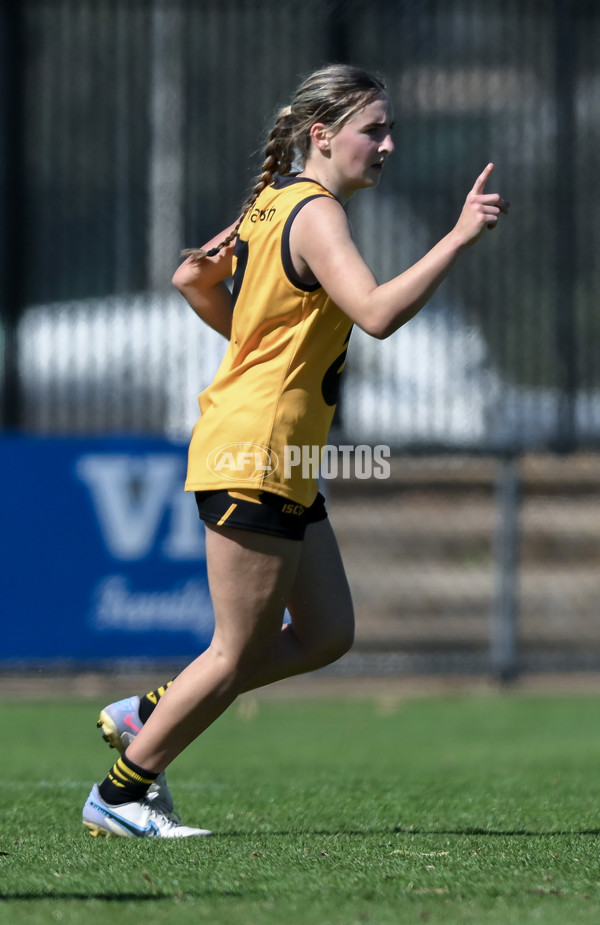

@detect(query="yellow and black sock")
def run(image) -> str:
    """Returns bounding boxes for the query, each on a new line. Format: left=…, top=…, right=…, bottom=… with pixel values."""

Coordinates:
left=138, top=680, right=174, bottom=724
left=98, top=753, right=159, bottom=806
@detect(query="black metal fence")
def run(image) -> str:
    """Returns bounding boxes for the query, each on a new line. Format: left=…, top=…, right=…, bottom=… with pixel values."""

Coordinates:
left=2, top=0, right=600, bottom=679
left=1, top=0, right=599, bottom=447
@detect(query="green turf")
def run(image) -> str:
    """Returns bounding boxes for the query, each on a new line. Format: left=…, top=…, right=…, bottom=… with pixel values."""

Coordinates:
left=2, top=689, right=600, bottom=924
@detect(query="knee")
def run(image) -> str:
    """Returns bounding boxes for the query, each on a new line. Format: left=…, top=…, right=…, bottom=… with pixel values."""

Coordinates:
left=316, top=609, right=355, bottom=667
left=211, top=634, right=279, bottom=687
left=334, top=621, right=355, bottom=660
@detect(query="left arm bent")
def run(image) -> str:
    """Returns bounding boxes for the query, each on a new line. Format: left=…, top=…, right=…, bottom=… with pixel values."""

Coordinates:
left=172, top=222, right=238, bottom=339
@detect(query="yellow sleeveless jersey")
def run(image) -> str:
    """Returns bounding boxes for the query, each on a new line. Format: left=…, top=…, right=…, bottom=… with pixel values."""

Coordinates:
left=185, top=176, right=353, bottom=507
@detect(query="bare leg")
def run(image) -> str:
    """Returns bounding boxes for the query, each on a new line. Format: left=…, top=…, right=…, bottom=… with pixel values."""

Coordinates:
left=137, top=520, right=354, bottom=703
left=126, top=523, right=301, bottom=773
left=125, top=517, right=354, bottom=774
left=242, top=517, right=355, bottom=690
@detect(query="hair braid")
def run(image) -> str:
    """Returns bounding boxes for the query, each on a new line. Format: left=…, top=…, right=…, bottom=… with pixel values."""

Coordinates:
left=182, top=106, right=296, bottom=263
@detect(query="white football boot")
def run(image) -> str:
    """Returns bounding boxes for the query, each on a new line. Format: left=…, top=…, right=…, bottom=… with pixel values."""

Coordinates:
left=82, top=784, right=212, bottom=838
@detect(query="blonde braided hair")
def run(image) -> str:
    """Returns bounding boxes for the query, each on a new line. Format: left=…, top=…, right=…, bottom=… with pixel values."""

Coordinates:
left=182, top=106, right=295, bottom=261
left=183, top=64, right=386, bottom=262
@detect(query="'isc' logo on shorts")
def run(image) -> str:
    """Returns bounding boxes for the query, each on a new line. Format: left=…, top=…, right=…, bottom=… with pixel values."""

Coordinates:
left=207, top=444, right=279, bottom=481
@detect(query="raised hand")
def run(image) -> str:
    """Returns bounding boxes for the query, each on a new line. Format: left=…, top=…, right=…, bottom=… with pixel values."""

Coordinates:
left=454, top=163, right=510, bottom=246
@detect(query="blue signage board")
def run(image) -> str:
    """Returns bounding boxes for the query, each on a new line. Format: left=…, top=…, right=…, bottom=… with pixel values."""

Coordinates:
left=1, top=436, right=214, bottom=664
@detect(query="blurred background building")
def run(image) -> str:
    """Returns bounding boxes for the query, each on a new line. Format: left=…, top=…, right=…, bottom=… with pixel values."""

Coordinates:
left=1, top=0, right=600, bottom=679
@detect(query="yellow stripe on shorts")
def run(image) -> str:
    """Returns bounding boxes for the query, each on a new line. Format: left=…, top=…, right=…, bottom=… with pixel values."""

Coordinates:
left=217, top=502, right=238, bottom=526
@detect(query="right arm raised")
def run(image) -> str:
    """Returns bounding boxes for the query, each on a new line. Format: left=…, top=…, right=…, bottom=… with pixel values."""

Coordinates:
left=290, top=164, right=509, bottom=340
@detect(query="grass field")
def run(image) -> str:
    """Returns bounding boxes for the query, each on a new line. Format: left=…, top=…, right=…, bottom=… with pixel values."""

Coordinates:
left=2, top=688, right=600, bottom=924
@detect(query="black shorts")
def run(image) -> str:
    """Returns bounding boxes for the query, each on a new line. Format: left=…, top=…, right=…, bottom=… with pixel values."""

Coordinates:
left=194, top=488, right=328, bottom=541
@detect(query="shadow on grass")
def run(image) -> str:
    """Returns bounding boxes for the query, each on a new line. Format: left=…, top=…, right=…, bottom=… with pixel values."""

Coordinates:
left=0, top=894, right=178, bottom=902
left=0, top=891, right=265, bottom=903
left=393, top=826, right=600, bottom=837
left=220, top=826, right=600, bottom=838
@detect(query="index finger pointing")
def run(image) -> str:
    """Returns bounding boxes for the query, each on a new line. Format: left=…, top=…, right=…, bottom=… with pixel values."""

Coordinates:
left=471, top=162, right=494, bottom=195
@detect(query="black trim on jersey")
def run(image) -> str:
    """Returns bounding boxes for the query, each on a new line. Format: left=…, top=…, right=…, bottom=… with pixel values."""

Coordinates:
left=281, top=194, right=330, bottom=291
left=272, top=174, right=337, bottom=197
left=231, top=236, right=249, bottom=309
